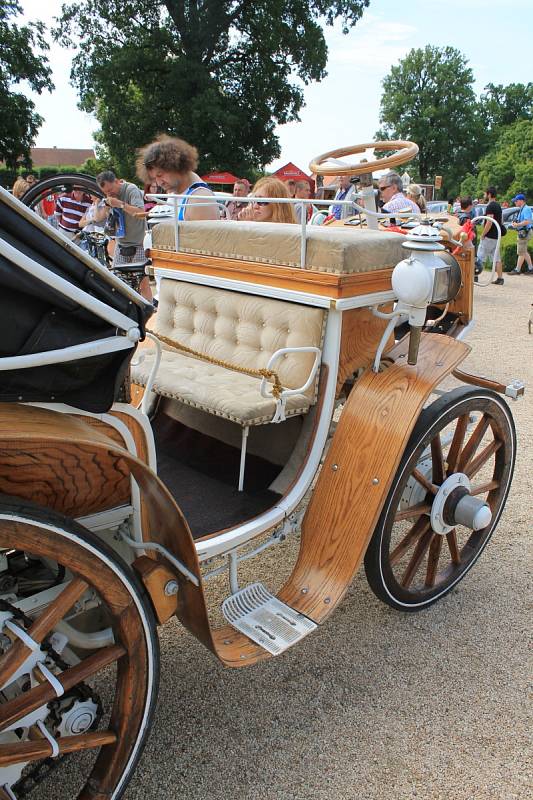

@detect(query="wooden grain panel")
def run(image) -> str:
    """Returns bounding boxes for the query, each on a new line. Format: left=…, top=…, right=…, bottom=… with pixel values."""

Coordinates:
left=448, top=247, right=474, bottom=323
left=336, top=306, right=394, bottom=394
left=0, top=442, right=130, bottom=517
left=151, top=249, right=394, bottom=299
left=130, top=383, right=145, bottom=408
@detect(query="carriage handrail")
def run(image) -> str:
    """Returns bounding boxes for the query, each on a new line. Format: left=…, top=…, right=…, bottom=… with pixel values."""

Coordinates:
left=0, top=336, right=135, bottom=371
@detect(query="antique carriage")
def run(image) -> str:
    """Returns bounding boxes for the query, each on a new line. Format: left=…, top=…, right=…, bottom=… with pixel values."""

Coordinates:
left=0, top=144, right=520, bottom=799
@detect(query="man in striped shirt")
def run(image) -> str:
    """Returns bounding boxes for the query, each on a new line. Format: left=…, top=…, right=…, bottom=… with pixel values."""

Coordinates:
left=55, top=188, right=92, bottom=239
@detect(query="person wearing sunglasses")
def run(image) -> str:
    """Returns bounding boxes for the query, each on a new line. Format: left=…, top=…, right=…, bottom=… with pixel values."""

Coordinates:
left=238, top=176, right=297, bottom=224
left=378, top=172, right=420, bottom=215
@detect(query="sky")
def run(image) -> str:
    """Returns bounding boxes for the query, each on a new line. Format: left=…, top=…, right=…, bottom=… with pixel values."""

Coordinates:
left=19, top=0, right=531, bottom=173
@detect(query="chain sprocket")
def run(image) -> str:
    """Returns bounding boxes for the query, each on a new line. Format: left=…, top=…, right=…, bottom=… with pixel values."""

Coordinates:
left=0, top=596, right=104, bottom=798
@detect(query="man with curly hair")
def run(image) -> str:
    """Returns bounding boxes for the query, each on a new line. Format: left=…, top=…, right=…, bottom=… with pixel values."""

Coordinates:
left=136, top=136, right=218, bottom=222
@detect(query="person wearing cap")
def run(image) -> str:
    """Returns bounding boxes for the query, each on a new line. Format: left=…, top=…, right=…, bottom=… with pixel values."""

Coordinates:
left=509, top=194, right=533, bottom=275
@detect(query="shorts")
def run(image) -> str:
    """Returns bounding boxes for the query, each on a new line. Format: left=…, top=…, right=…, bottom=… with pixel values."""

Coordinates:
left=477, top=236, right=500, bottom=265
left=112, top=243, right=146, bottom=266
left=58, top=227, right=78, bottom=241
left=517, top=229, right=532, bottom=256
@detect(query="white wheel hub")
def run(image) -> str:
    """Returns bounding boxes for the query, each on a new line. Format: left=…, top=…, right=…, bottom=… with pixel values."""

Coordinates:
left=430, top=473, right=492, bottom=535
left=56, top=697, right=99, bottom=736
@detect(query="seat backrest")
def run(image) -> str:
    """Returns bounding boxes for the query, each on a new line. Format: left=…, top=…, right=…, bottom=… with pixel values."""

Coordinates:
left=153, top=279, right=325, bottom=398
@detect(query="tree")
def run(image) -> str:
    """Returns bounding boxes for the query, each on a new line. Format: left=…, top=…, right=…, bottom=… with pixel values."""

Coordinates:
left=466, top=119, right=533, bottom=202
left=376, top=45, right=483, bottom=195
left=55, top=0, right=369, bottom=178
left=0, top=1, right=53, bottom=167
left=480, top=82, right=533, bottom=131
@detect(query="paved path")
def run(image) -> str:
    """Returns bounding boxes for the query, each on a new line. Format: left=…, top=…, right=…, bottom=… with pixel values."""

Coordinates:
left=130, top=275, right=532, bottom=800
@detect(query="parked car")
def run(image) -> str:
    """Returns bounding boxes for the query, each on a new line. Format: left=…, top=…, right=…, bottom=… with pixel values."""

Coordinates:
left=472, top=205, right=519, bottom=230
left=426, top=200, right=448, bottom=214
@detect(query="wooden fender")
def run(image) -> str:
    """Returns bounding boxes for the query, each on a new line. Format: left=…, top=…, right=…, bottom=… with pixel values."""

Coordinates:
left=277, top=332, right=471, bottom=622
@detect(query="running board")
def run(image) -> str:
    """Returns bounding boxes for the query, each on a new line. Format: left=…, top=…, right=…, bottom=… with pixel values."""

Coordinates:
left=222, top=583, right=317, bottom=655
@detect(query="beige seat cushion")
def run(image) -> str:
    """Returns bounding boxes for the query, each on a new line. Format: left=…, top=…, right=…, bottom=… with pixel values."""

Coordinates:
left=151, top=219, right=405, bottom=274
left=133, top=351, right=311, bottom=425
left=152, top=280, right=324, bottom=399
left=131, top=279, right=325, bottom=426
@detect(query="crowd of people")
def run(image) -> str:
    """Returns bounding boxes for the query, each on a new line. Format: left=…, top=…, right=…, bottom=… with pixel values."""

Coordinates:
left=10, top=136, right=531, bottom=298
left=453, top=187, right=532, bottom=285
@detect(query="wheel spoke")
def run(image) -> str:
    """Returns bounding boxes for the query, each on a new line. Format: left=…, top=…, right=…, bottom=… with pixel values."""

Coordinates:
left=446, top=413, right=469, bottom=474
left=464, top=440, right=501, bottom=479
left=470, top=479, right=500, bottom=496
left=431, top=433, right=445, bottom=485
left=446, top=529, right=461, bottom=565
left=401, top=529, right=434, bottom=587
left=390, top=516, right=431, bottom=565
left=412, top=468, right=438, bottom=495
left=425, top=535, right=443, bottom=587
left=0, top=644, right=125, bottom=732
left=0, top=730, right=117, bottom=767
left=394, top=502, right=432, bottom=522
left=0, top=577, right=88, bottom=690
left=457, top=413, right=490, bottom=472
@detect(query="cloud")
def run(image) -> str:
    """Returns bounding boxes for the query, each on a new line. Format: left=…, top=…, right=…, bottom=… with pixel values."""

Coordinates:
left=325, top=15, right=416, bottom=69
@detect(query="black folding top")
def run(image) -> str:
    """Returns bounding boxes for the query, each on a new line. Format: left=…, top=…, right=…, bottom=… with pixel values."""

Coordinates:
left=0, top=189, right=153, bottom=412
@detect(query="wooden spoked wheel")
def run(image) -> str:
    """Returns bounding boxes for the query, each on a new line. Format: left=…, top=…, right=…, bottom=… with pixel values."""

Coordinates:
left=0, top=499, right=159, bottom=799
left=364, top=388, right=516, bottom=611
left=309, top=140, right=419, bottom=177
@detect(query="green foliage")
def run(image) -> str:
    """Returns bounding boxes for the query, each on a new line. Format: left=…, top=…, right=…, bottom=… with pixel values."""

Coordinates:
left=0, top=1, right=53, bottom=166
left=468, top=120, right=533, bottom=202
left=480, top=83, right=533, bottom=132
left=79, top=156, right=116, bottom=177
left=500, top=230, right=533, bottom=271
left=376, top=46, right=483, bottom=196
left=459, top=173, right=477, bottom=199
left=54, top=0, right=369, bottom=177
left=0, top=165, right=83, bottom=189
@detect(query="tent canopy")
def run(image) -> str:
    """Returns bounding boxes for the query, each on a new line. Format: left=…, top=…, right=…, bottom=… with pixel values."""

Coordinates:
left=201, top=171, right=239, bottom=185
left=272, top=163, right=314, bottom=188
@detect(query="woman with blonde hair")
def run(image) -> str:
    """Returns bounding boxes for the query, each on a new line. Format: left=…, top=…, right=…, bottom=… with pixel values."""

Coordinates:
left=12, top=176, right=30, bottom=200
left=136, top=135, right=218, bottom=221
left=238, top=176, right=297, bottom=224
left=406, top=183, right=427, bottom=213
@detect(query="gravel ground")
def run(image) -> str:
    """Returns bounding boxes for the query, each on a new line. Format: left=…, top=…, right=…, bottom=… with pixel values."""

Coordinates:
left=129, top=274, right=532, bottom=800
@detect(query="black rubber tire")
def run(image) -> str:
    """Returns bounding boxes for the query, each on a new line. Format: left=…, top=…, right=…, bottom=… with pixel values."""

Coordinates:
left=20, top=173, right=101, bottom=210
left=0, top=494, right=160, bottom=800
left=364, top=387, right=516, bottom=611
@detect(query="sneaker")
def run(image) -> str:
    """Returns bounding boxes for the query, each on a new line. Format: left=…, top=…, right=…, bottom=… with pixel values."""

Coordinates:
left=492, top=278, right=504, bottom=285
left=526, top=269, right=533, bottom=275
left=509, top=269, right=521, bottom=275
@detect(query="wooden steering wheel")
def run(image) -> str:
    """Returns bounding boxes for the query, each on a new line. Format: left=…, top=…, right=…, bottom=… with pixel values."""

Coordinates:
left=309, top=140, right=419, bottom=177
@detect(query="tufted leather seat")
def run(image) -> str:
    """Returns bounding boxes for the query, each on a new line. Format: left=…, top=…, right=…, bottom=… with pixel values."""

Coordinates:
left=132, top=279, right=325, bottom=427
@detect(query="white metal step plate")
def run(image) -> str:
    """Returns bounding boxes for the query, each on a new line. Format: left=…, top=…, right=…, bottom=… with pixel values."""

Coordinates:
left=222, top=582, right=317, bottom=655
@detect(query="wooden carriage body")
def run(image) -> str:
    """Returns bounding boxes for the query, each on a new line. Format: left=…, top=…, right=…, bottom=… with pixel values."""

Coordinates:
left=0, top=190, right=478, bottom=655
left=0, top=183, right=520, bottom=799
